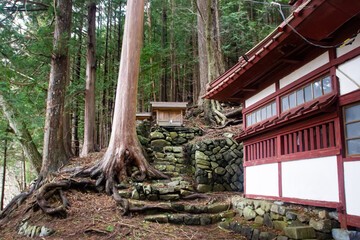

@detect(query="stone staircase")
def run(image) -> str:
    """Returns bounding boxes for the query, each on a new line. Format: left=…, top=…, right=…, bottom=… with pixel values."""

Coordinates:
left=153, top=146, right=190, bottom=177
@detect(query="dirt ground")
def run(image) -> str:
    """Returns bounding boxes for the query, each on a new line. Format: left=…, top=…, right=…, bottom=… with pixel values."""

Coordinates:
left=0, top=189, right=247, bottom=240
left=0, top=108, right=246, bottom=239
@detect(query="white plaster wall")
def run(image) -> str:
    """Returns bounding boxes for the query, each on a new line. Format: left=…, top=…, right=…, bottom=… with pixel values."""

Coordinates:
left=282, top=156, right=339, bottom=202
left=336, top=34, right=360, bottom=57
left=279, top=52, right=329, bottom=89
left=246, top=163, right=279, bottom=197
left=245, top=83, right=276, bottom=108
left=344, top=161, right=360, bottom=216
left=337, top=55, right=360, bottom=95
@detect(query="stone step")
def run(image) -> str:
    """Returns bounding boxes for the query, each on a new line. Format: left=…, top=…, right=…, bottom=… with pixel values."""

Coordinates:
left=130, top=200, right=231, bottom=214
left=145, top=210, right=236, bottom=225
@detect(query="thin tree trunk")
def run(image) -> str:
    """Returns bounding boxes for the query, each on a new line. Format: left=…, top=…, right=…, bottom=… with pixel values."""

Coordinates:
left=22, top=150, right=26, bottom=190
left=170, top=0, right=176, bottom=102
left=192, top=0, right=199, bottom=105
left=146, top=0, right=156, bottom=101
left=81, top=1, right=97, bottom=157
left=63, top=54, right=73, bottom=158
left=197, top=0, right=208, bottom=106
left=42, top=0, right=72, bottom=176
left=160, top=1, right=168, bottom=102
left=0, top=92, right=42, bottom=173
left=1, top=137, right=7, bottom=210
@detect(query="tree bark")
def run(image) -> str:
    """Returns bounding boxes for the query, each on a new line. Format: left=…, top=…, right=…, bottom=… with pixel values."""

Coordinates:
left=1, top=137, right=7, bottom=210
left=99, top=0, right=166, bottom=184
left=197, top=0, right=208, bottom=106
left=160, top=1, right=168, bottom=102
left=191, top=0, right=199, bottom=105
left=81, top=1, right=97, bottom=157
left=42, top=0, right=72, bottom=176
left=0, top=92, right=42, bottom=173
left=63, top=54, right=73, bottom=158
left=197, top=0, right=226, bottom=125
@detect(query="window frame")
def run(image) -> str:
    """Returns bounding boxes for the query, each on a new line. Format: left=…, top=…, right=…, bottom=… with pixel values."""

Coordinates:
left=281, top=75, right=332, bottom=113
left=246, top=100, right=277, bottom=127
left=343, top=102, right=360, bottom=157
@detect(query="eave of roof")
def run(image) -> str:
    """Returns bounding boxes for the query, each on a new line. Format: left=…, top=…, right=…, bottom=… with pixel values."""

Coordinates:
left=150, top=102, right=188, bottom=110
left=204, top=0, right=360, bottom=102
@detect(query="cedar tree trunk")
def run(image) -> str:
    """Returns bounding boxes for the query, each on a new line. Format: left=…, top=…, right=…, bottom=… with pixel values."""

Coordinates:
left=99, top=0, right=166, bottom=182
left=42, top=0, right=72, bottom=176
left=81, top=1, right=97, bottom=157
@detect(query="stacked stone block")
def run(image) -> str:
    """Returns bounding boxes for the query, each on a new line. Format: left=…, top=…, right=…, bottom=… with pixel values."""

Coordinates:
left=185, top=137, right=244, bottom=193
left=231, top=196, right=342, bottom=239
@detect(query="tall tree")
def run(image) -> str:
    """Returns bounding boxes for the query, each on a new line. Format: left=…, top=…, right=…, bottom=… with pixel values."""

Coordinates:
left=41, top=0, right=72, bottom=176
left=197, top=0, right=226, bottom=125
left=94, top=0, right=166, bottom=194
left=0, top=92, right=42, bottom=173
left=81, top=1, right=97, bottom=157
left=160, top=0, right=168, bottom=101
left=1, top=135, right=8, bottom=210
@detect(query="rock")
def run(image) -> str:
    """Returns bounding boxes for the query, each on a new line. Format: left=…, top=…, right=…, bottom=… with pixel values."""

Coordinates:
left=150, top=131, right=165, bottom=140
left=318, top=210, right=329, bottom=220
left=285, top=211, right=297, bottom=220
left=39, top=226, right=55, bottom=237
left=197, top=164, right=210, bottom=170
left=332, top=228, right=360, bottom=240
left=118, top=190, right=131, bottom=198
left=226, top=138, right=233, bottom=146
left=284, top=226, right=316, bottom=239
left=255, top=208, right=265, bottom=216
left=138, top=135, right=149, bottom=145
left=197, top=184, right=212, bottom=193
left=229, top=222, right=242, bottom=233
left=184, top=215, right=200, bottom=225
left=309, top=218, right=332, bottom=233
left=259, top=232, right=277, bottom=240
left=273, top=221, right=288, bottom=231
left=329, top=211, right=339, bottom=221
left=207, top=203, right=230, bottom=213
left=159, top=194, right=180, bottom=201
left=223, top=133, right=234, bottom=138
left=220, top=211, right=236, bottom=218
left=151, top=139, right=170, bottom=151
left=316, top=231, right=333, bottom=240
left=297, top=213, right=310, bottom=223
left=255, top=216, right=264, bottom=224
left=168, top=214, right=184, bottom=224
left=173, top=146, right=182, bottom=153
left=196, top=159, right=210, bottom=166
left=18, top=222, right=28, bottom=235
left=214, top=167, right=226, bottom=175
left=180, top=189, right=192, bottom=197
left=223, top=152, right=234, bottom=162
left=241, top=226, right=253, bottom=240
left=195, top=151, right=209, bottom=161
left=147, top=194, right=158, bottom=201
left=131, top=189, right=140, bottom=200
left=243, top=207, right=257, bottom=220
left=213, top=183, right=225, bottom=192
left=211, top=162, right=219, bottom=168
left=218, top=221, right=230, bottom=229
left=264, top=213, right=273, bottom=228
left=211, top=214, right=221, bottom=223
left=260, top=201, right=271, bottom=212
left=167, top=181, right=180, bottom=187
left=213, top=146, right=221, bottom=154
left=270, top=212, right=283, bottom=220
left=252, top=229, right=260, bottom=240
left=234, top=181, right=243, bottom=191
left=145, top=214, right=169, bottom=223
left=200, top=215, right=212, bottom=225
left=169, top=132, right=178, bottom=139
left=276, top=236, right=288, bottom=240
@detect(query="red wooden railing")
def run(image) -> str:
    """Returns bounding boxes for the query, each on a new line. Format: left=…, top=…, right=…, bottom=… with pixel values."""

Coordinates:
left=245, top=137, right=277, bottom=161
left=281, top=121, right=335, bottom=155
left=244, top=120, right=336, bottom=163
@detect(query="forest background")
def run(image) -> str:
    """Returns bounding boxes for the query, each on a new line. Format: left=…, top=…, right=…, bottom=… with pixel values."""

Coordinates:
left=0, top=0, right=289, bottom=207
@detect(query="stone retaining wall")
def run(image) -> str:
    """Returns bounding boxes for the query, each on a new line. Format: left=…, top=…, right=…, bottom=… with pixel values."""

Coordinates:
left=184, top=137, right=244, bottom=193
left=231, top=196, right=347, bottom=239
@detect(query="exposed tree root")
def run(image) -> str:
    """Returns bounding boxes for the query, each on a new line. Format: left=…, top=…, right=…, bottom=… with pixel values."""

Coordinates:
left=212, top=119, right=243, bottom=129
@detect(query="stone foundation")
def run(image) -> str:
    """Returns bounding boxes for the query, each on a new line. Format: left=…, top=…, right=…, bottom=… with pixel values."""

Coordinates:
left=231, top=196, right=350, bottom=240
